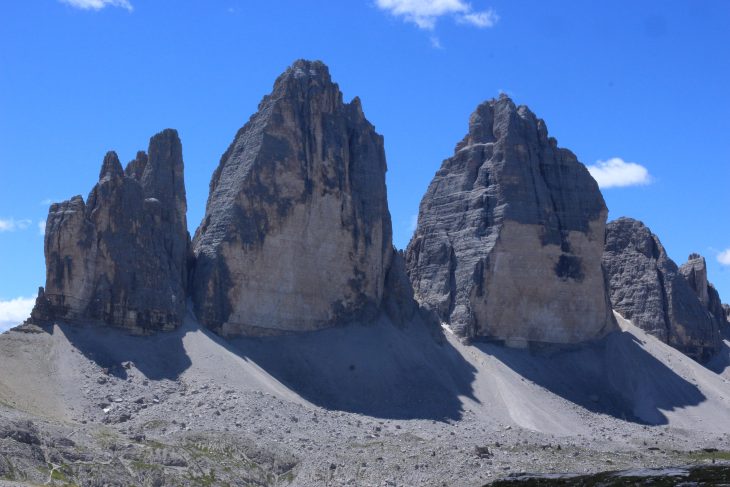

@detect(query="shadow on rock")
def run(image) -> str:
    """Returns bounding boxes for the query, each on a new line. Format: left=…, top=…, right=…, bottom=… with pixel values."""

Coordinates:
left=475, top=331, right=706, bottom=425
left=56, top=322, right=192, bottom=381
left=704, top=332, right=730, bottom=375
left=224, top=316, right=479, bottom=421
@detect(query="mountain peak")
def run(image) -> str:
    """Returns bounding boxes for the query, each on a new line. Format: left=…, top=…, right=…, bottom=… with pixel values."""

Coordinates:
left=99, top=151, right=123, bottom=181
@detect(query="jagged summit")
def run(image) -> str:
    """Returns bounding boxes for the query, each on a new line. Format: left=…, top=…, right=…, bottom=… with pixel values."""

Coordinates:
left=603, top=218, right=722, bottom=361
left=679, top=252, right=728, bottom=330
left=275, top=59, right=334, bottom=87
left=30, top=129, right=190, bottom=334
left=456, top=94, right=542, bottom=148
left=99, top=151, right=124, bottom=180
left=406, top=95, right=616, bottom=344
left=191, top=59, right=408, bottom=335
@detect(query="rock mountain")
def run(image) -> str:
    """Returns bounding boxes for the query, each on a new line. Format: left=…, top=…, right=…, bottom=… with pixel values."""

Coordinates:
left=679, top=253, right=728, bottom=329
left=31, top=129, right=190, bottom=334
left=190, top=60, right=408, bottom=335
left=7, top=58, right=730, bottom=487
left=26, top=60, right=726, bottom=361
left=405, top=95, right=616, bottom=346
left=602, top=218, right=723, bottom=361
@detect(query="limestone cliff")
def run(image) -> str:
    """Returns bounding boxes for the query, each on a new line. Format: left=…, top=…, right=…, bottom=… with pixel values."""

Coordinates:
left=603, top=218, right=721, bottom=361
left=31, top=129, right=189, bottom=333
left=679, top=253, right=728, bottom=329
left=191, top=60, right=397, bottom=335
left=405, top=95, right=616, bottom=345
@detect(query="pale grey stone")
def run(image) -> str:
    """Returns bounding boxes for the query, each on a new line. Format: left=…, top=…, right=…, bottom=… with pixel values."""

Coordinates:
left=191, top=60, right=397, bottom=335
left=405, top=95, right=616, bottom=345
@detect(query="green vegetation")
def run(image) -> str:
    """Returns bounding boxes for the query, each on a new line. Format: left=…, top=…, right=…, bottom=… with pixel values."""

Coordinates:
left=186, top=468, right=224, bottom=487
left=688, top=449, right=730, bottom=462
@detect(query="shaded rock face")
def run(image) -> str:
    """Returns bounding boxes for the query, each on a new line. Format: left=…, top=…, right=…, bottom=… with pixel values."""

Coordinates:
left=603, top=218, right=721, bottom=361
left=679, top=253, right=728, bottom=328
left=405, top=95, right=616, bottom=345
left=191, top=60, right=395, bottom=335
left=32, top=129, right=190, bottom=333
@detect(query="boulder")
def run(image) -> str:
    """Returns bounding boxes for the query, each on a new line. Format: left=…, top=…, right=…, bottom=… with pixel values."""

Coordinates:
left=405, top=95, right=616, bottom=346
left=603, top=218, right=721, bottom=361
left=32, top=129, right=190, bottom=333
left=191, top=60, right=396, bottom=335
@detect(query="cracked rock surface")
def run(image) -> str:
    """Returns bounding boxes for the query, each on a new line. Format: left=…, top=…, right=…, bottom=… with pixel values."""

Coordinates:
left=405, top=95, right=615, bottom=344
left=191, top=60, right=396, bottom=335
left=31, top=129, right=190, bottom=334
left=603, top=217, right=721, bottom=361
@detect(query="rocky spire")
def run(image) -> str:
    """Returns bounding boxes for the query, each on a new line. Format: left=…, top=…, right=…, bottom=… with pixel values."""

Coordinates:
left=405, top=95, right=616, bottom=346
left=31, top=129, right=190, bottom=334
left=680, top=253, right=710, bottom=306
left=603, top=218, right=721, bottom=361
left=98, top=151, right=123, bottom=181
left=679, top=253, right=728, bottom=329
left=191, top=60, right=404, bottom=335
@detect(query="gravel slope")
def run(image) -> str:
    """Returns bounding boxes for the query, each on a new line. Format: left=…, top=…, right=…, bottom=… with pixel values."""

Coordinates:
left=0, top=311, right=729, bottom=486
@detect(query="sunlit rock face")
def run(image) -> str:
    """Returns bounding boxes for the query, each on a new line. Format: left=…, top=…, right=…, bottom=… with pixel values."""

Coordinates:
left=406, top=95, right=616, bottom=346
left=191, top=60, right=396, bottom=335
left=603, top=218, right=721, bottom=361
left=32, top=129, right=190, bottom=333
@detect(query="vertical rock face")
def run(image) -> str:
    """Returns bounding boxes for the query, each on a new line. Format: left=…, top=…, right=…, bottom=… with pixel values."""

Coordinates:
left=405, top=95, right=616, bottom=345
left=679, top=253, right=728, bottom=328
left=32, top=129, right=190, bottom=333
left=191, top=60, right=394, bottom=335
left=603, top=218, right=721, bottom=361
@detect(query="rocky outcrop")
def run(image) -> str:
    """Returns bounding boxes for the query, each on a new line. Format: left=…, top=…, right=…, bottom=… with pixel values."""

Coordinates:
left=31, top=129, right=190, bottom=333
left=603, top=218, right=721, bottom=361
left=191, top=60, right=397, bottom=335
left=405, top=95, right=616, bottom=346
left=679, top=253, right=728, bottom=328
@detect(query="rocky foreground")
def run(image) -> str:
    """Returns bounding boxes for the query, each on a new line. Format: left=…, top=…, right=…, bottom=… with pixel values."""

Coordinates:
left=2, top=313, right=730, bottom=486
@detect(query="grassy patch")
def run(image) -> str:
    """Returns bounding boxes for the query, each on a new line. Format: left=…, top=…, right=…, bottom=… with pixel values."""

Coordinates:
left=688, top=449, right=730, bottom=462
left=131, top=460, right=162, bottom=471
left=186, top=469, right=223, bottom=487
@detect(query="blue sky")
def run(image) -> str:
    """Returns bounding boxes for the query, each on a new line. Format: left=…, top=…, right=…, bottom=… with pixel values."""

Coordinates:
left=1, top=0, right=728, bottom=328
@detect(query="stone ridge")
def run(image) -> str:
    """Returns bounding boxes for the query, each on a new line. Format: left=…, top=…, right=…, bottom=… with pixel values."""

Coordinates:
left=191, top=59, right=402, bottom=335
left=603, top=218, right=721, bottom=361
left=31, top=129, right=190, bottom=334
left=406, top=95, right=616, bottom=345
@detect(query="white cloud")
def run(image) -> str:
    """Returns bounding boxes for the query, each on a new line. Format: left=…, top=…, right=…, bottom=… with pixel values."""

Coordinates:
left=458, top=9, right=498, bottom=27
left=38, top=220, right=46, bottom=236
left=0, top=218, right=32, bottom=232
left=0, top=297, right=34, bottom=332
left=586, top=157, right=652, bottom=189
left=430, top=36, right=443, bottom=49
left=718, top=249, right=730, bottom=266
left=59, top=0, right=133, bottom=12
left=375, top=0, right=498, bottom=30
